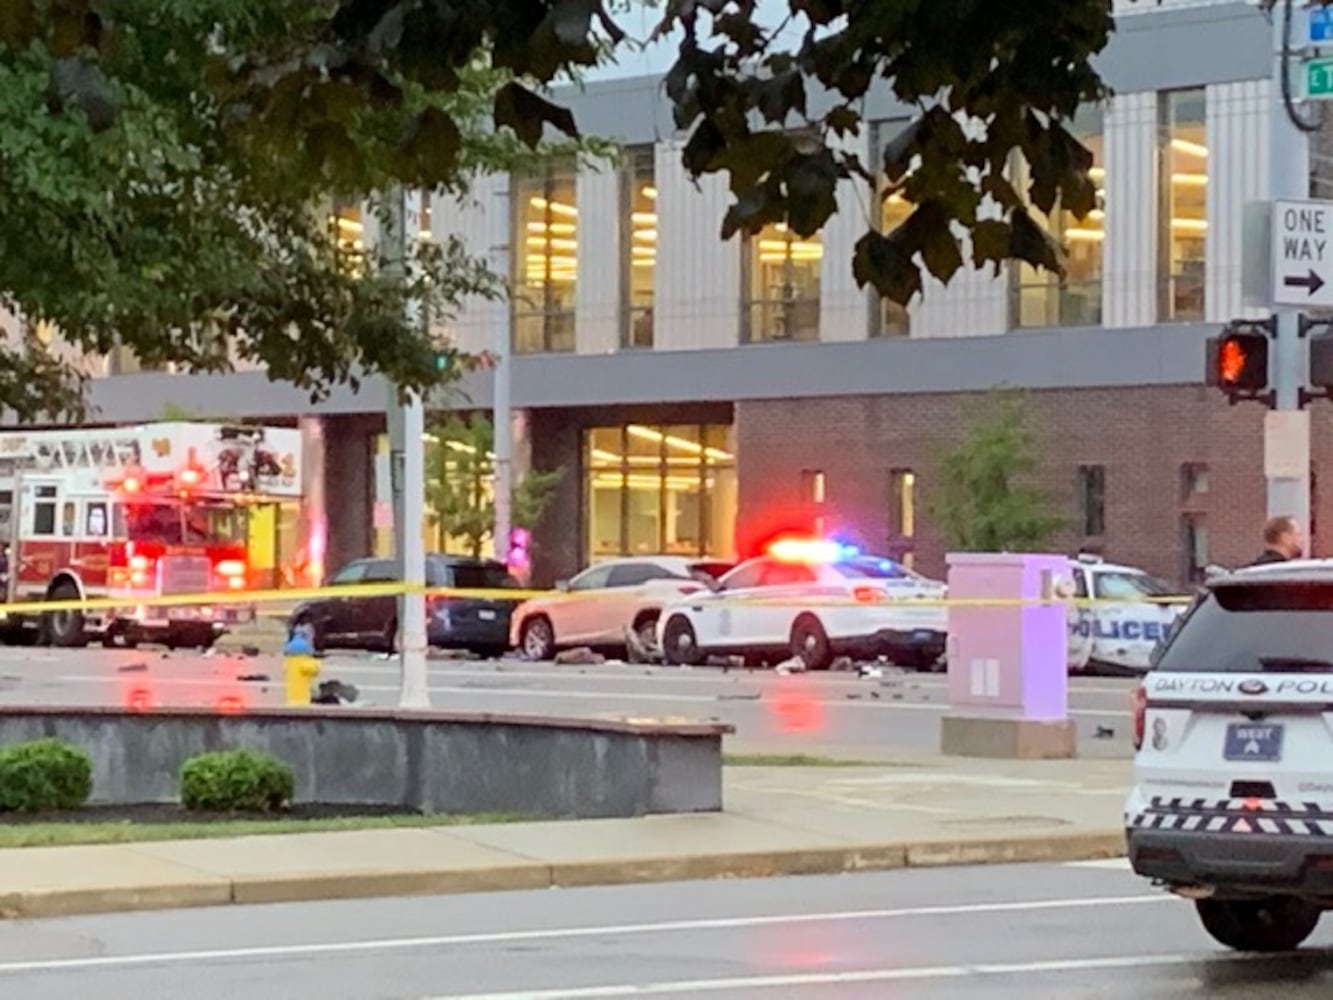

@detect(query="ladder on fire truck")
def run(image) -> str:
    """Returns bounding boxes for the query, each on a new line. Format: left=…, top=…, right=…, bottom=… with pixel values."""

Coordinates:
left=0, top=428, right=145, bottom=477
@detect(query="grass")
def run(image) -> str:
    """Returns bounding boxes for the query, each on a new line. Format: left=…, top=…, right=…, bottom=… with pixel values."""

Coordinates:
left=723, top=752, right=887, bottom=768
left=0, top=812, right=528, bottom=849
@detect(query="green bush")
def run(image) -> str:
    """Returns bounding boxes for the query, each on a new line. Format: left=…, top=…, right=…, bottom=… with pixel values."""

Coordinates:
left=180, top=749, right=294, bottom=813
left=0, top=739, right=94, bottom=812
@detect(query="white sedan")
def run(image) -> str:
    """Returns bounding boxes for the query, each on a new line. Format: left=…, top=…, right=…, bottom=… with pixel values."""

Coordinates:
left=511, top=555, right=732, bottom=660
left=655, top=540, right=948, bottom=670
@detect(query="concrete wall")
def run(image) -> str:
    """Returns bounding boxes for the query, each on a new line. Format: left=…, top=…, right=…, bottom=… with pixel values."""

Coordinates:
left=0, top=707, right=730, bottom=819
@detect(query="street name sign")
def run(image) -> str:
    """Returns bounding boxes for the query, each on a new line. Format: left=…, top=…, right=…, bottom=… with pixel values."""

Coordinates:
left=1307, top=56, right=1333, bottom=100
left=1312, top=5, right=1333, bottom=45
left=1272, top=199, right=1333, bottom=307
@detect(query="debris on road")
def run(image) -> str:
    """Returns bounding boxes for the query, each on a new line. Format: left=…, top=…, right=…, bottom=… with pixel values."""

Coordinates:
left=311, top=679, right=359, bottom=705
left=857, top=665, right=884, bottom=679
left=236, top=673, right=270, bottom=683
left=116, top=663, right=148, bottom=673
left=1095, top=725, right=1116, bottom=739
left=554, top=647, right=604, bottom=665
left=717, top=692, right=762, bottom=701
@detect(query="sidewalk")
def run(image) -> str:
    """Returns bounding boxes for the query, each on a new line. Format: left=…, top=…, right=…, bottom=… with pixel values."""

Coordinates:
left=0, top=755, right=1131, bottom=919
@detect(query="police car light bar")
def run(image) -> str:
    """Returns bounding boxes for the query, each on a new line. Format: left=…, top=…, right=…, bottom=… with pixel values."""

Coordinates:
left=768, top=537, right=860, bottom=564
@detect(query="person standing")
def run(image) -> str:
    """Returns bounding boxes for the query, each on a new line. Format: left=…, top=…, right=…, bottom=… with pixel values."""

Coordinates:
left=1249, top=516, right=1304, bottom=566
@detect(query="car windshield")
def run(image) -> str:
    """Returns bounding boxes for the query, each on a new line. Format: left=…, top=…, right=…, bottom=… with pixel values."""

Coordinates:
left=451, top=563, right=519, bottom=589
left=831, top=557, right=916, bottom=580
left=1096, top=571, right=1173, bottom=600
left=1154, top=581, right=1333, bottom=673
left=117, top=501, right=242, bottom=545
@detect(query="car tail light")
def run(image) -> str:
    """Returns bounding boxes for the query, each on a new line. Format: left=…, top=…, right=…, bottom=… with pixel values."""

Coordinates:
left=1132, top=684, right=1148, bottom=750
left=852, top=586, right=883, bottom=603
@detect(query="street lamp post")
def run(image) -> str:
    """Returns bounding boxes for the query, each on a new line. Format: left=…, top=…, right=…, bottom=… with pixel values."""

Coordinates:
left=383, top=186, right=431, bottom=709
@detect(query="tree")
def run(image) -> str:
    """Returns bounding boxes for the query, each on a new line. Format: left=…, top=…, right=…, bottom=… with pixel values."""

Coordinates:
left=0, top=0, right=1141, bottom=419
left=0, top=1, right=607, bottom=422
left=931, top=390, right=1065, bottom=553
left=426, top=413, right=563, bottom=559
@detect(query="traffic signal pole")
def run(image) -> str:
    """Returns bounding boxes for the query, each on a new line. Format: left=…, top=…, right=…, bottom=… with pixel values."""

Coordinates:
left=1269, top=6, right=1314, bottom=554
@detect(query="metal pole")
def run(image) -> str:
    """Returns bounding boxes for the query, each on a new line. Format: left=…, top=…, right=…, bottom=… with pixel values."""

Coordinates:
left=383, top=187, right=431, bottom=708
left=1269, top=6, right=1313, bottom=554
left=491, top=184, right=513, bottom=563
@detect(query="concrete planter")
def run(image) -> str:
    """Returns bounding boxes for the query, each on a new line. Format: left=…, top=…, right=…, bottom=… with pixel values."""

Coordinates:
left=0, top=707, right=732, bottom=819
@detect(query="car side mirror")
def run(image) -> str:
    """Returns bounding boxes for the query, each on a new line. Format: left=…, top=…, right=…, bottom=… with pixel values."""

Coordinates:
left=555, top=579, right=570, bottom=592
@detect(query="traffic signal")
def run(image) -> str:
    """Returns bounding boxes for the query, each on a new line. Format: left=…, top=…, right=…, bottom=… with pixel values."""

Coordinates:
left=1206, top=319, right=1273, bottom=405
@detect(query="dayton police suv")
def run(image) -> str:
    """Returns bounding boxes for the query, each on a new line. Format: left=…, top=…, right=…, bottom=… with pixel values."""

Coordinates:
left=1126, top=559, right=1333, bottom=952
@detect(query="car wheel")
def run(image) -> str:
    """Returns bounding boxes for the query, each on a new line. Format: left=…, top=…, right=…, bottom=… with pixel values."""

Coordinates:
left=1195, top=897, right=1322, bottom=952
left=661, top=614, right=702, bottom=666
left=520, top=616, right=555, bottom=660
left=790, top=614, right=833, bottom=671
left=45, top=581, right=89, bottom=649
left=632, top=611, right=660, bottom=650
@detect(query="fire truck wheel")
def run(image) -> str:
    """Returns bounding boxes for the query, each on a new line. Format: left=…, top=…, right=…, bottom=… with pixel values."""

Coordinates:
left=45, top=581, right=89, bottom=649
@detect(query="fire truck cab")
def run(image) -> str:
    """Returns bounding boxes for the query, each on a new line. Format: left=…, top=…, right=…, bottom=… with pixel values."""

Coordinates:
left=0, top=421, right=302, bottom=649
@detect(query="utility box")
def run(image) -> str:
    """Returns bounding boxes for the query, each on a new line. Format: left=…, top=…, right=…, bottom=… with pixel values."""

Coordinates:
left=940, top=552, right=1076, bottom=759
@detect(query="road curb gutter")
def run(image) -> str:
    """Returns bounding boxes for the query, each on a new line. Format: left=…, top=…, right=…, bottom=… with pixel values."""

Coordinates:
left=0, top=829, right=1128, bottom=920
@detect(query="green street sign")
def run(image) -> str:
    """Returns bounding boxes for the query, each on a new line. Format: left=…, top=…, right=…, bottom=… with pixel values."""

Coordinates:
left=1308, top=57, right=1333, bottom=99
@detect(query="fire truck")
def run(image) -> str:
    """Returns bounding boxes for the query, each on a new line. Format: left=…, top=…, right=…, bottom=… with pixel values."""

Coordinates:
left=0, top=421, right=302, bottom=649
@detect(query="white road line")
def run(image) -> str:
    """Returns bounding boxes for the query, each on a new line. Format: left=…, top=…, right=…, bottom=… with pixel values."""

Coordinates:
left=426, top=951, right=1292, bottom=999
left=0, top=895, right=1170, bottom=976
left=1065, top=859, right=1132, bottom=871
left=46, top=674, right=1130, bottom=716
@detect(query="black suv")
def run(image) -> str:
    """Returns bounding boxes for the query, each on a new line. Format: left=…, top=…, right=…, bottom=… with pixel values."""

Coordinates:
left=288, top=554, right=521, bottom=657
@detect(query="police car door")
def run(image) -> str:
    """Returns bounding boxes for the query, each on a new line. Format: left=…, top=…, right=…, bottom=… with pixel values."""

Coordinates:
left=1067, top=566, right=1094, bottom=673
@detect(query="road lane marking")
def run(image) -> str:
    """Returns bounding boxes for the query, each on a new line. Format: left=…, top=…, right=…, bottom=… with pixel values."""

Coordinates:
left=1065, top=859, right=1132, bottom=871
left=45, top=674, right=1130, bottom=717
left=425, top=950, right=1312, bottom=998
left=0, top=895, right=1170, bottom=976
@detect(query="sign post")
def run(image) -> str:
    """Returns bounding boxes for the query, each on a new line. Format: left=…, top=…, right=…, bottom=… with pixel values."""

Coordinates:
left=1271, top=199, right=1333, bottom=308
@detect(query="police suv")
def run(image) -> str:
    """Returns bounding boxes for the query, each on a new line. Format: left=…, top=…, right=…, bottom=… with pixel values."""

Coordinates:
left=1126, top=559, right=1333, bottom=952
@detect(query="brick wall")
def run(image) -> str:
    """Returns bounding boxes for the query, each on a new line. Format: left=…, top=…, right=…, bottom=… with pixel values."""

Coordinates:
left=736, top=385, right=1333, bottom=586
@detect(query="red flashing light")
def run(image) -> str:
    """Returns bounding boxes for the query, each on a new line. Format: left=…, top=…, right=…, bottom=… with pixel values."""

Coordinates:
left=767, top=536, right=856, bottom=564
left=179, top=467, right=202, bottom=486
left=122, top=476, right=141, bottom=493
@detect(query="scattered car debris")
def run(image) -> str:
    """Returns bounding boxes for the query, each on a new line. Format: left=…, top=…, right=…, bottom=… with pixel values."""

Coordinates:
left=311, top=679, right=359, bottom=705
left=236, top=673, right=270, bottom=683
left=717, top=692, right=762, bottom=701
left=830, top=656, right=855, bottom=672
left=554, top=647, right=604, bottom=665
left=1095, top=725, right=1116, bottom=739
left=857, top=665, right=884, bottom=679
left=240, top=645, right=261, bottom=658
left=116, top=663, right=148, bottom=673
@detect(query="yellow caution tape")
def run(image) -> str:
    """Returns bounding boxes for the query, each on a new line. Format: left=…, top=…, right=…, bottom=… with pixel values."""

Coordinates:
left=0, top=579, right=1198, bottom=619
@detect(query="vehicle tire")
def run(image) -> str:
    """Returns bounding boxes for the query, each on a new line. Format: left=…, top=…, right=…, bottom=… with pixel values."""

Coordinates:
left=45, top=581, right=88, bottom=649
left=1195, top=897, right=1322, bottom=952
left=519, top=615, right=555, bottom=661
left=661, top=614, right=702, bottom=667
left=790, top=614, right=833, bottom=671
left=632, top=611, right=660, bottom=650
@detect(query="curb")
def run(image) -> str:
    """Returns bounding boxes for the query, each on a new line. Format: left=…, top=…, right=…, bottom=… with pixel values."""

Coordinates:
left=0, top=830, right=1127, bottom=920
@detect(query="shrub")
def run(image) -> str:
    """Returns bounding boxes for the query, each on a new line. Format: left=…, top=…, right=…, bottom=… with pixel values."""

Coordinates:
left=0, top=738, right=94, bottom=812
left=180, top=749, right=294, bottom=813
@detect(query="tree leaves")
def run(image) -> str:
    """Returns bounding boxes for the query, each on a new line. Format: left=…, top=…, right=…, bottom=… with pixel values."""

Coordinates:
left=494, top=81, right=578, bottom=149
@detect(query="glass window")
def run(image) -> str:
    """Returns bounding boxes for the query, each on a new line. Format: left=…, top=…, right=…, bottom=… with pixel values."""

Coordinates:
left=32, top=485, right=58, bottom=536
left=569, top=563, right=614, bottom=591
left=1154, top=583, right=1333, bottom=674
left=452, top=561, right=517, bottom=589
left=607, top=562, right=681, bottom=587
left=888, top=468, right=917, bottom=569
left=1159, top=88, right=1207, bottom=321
left=1093, top=571, right=1165, bottom=600
left=330, top=561, right=369, bottom=585
left=60, top=501, right=76, bottom=537
left=85, top=502, right=108, bottom=537
left=514, top=162, right=578, bottom=354
left=742, top=222, right=822, bottom=343
left=1078, top=464, right=1106, bottom=537
left=870, top=118, right=913, bottom=337
left=1012, top=104, right=1105, bottom=329
left=623, top=147, right=656, bottom=349
left=1182, top=513, right=1210, bottom=584
left=583, top=424, right=737, bottom=562
left=720, top=560, right=767, bottom=591
left=362, top=559, right=398, bottom=582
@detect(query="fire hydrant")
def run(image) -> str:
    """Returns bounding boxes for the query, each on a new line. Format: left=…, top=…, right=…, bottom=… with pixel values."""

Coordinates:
left=283, top=632, right=320, bottom=706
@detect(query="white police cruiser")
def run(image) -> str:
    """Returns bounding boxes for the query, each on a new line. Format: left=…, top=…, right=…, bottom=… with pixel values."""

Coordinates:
left=1065, top=554, right=1188, bottom=675
left=1125, top=559, right=1333, bottom=952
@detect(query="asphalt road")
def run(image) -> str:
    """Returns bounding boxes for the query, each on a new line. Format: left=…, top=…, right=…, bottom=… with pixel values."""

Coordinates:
left=0, top=646, right=1139, bottom=758
left=0, top=861, right=1330, bottom=998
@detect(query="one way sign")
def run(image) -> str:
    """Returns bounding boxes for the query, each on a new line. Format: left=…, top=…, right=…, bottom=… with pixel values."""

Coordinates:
left=1273, top=198, right=1333, bottom=307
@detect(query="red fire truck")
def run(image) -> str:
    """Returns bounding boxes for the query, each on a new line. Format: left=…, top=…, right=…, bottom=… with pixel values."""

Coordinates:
left=0, top=421, right=303, bottom=649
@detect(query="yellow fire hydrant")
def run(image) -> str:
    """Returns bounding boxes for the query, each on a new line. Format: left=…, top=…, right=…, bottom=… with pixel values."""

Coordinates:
left=283, top=631, right=321, bottom=706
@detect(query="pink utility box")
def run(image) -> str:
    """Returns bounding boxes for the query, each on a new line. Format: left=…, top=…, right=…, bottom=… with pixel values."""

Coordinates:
left=940, top=552, right=1077, bottom=759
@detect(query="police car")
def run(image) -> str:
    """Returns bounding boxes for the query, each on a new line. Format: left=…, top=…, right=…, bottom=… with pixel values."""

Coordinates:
left=1065, top=554, right=1189, bottom=675
left=655, top=538, right=948, bottom=670
left=1125, top=559, right=1333, bottom=952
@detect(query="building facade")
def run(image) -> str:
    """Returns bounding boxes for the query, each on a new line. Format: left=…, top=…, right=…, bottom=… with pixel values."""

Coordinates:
left=7, top=0, right=1326, bottom=587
